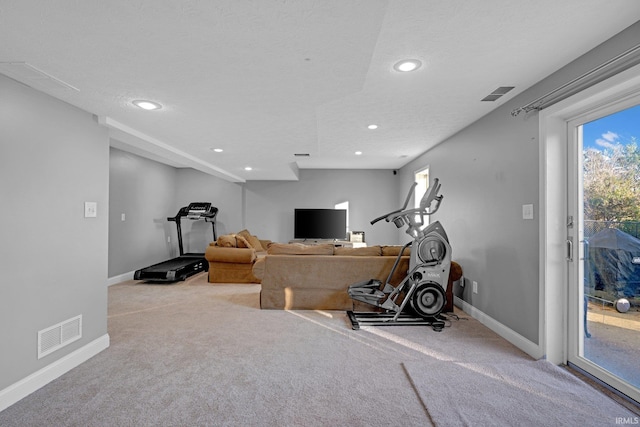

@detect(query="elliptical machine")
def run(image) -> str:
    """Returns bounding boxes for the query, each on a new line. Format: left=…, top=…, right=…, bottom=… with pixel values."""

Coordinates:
left=347, top=179, right=451, bottom=331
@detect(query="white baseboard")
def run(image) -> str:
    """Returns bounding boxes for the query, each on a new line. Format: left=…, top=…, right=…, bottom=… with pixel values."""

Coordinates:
left=107, top=270, right=135, bottom=286
left=0, top=334, right=110, bottom=413
left=454, top=296, right=543, bottom=360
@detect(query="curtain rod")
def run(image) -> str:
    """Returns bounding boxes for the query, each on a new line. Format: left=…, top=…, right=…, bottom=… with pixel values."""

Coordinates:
left=511, top=43, right=640, bottom=117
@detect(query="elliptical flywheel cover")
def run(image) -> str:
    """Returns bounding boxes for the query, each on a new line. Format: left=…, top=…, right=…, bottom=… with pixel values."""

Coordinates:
left=417, top=238, right=447, bottom=264
left=409, top=282, right=446, bottom=318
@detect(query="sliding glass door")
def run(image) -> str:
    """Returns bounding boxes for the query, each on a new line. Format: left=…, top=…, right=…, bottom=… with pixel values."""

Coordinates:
left=567, top=101, right=640, bottom=404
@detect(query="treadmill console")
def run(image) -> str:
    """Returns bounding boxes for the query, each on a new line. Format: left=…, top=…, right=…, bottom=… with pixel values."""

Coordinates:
left=185, top=202, right=217, bottom=219
left=169, top=203, right=218, bottom=221
left=167, top=202, right=219, bottom=254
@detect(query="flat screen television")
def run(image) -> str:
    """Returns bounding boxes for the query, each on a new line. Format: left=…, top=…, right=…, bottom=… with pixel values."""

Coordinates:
left=294, top=209, right=347, bottom=240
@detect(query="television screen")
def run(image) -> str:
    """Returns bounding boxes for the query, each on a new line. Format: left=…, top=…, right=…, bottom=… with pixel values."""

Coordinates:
left=294, top=209, right=347, bottom=240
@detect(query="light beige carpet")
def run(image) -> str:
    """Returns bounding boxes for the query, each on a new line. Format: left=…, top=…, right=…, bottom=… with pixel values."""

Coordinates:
left=403, top=359, right=636, bottom=427
left=0, top=272, right=635, bottom=426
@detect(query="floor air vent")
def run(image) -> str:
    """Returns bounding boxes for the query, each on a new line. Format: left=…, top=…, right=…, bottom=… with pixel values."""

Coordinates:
left=38, top=315, right=82, bottom=359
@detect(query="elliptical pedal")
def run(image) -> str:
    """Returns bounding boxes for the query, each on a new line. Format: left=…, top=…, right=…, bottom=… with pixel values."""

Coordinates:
left=347, top=310, right=446, bottom=331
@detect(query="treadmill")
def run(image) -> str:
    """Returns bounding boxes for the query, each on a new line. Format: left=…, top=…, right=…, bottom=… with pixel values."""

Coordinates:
left=134, top=202, right=218, bottom=282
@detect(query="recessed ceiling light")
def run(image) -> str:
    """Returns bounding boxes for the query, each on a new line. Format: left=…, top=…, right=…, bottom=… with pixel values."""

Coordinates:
left=393, top=59, right=422, bottom=72
left=355, top=151, right=363, bottom=156
left=367, top=124, right=378, bottom=130
left=212, top=148, right=223, bottom=153
left=244, top=166, right=253, bottom=171
left=132, top=100, right=162, bottom=110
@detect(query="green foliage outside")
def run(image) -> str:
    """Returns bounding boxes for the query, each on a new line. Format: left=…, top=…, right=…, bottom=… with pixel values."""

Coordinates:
left=584, top=139, right=640, bottom=222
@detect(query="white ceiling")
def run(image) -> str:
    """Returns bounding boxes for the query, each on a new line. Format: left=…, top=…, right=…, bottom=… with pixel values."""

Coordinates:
left=2, top=1, right=640, bottom=182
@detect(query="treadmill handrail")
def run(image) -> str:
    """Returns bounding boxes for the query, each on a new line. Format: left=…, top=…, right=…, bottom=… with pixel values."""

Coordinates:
left=167, top=203, right=218, bottom=256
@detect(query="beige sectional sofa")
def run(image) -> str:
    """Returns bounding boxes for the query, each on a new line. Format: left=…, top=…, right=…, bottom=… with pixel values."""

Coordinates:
left=204, top=229, right=270, bottom=283
left=254, top=243, right=460, bottom=311
left=206, top=237, right=461, bottom=312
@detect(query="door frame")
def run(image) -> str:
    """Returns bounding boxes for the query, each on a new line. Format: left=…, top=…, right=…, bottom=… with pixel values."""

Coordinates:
left=540, top=64, right=640, bottom=392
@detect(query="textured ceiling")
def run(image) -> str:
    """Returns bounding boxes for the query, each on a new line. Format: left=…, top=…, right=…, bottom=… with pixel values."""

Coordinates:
left=2, top=1, right=640, bottom=182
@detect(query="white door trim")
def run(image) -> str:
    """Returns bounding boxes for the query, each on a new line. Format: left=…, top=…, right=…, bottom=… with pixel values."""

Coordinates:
left=540, top=64, right=640, bottom=366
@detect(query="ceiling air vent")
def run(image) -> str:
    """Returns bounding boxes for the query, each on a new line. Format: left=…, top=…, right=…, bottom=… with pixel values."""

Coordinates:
left=481, top=86, right=514, bottom=102
left=294, top=153, right=310, bottom=157
left=0, top=62, right=79, bottom=92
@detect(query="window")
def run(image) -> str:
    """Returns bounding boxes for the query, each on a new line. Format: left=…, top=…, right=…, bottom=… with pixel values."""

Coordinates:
left=414, top=166, right=430, bottom=223
left=334, top=201, right=349, bottom=233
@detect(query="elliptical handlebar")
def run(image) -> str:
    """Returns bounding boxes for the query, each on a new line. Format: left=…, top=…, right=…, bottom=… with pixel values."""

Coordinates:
left=370, top=179, right=444, bottom=237
left=389, top=178, right=442, bottom=220
left=370, top=182, right=417, bottom=225
left=419, top=179, right=441, bottom=211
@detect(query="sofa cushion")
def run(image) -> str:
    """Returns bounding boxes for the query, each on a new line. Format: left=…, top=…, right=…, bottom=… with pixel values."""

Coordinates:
left=334, top=246, right=382, bottom=256
left=208, top=262, right=259, bottom=283
left=252, top=257, right=266, bottom=280
left=205, top=246, right=256, bottom=263
left=259, top=255, right=410, bottom=310
left=267, top=243, right=334, bottom=255
left=216, top=234, right=237, bottom=247
left=216, top=234, right=250, bottom=248
left=238, top=229, right=264, bottom=251
left=259, top=239, right=272, bottom=250
left=236, top=235, right=251, bottom=248
left=381, top=245, right=411, bottom=256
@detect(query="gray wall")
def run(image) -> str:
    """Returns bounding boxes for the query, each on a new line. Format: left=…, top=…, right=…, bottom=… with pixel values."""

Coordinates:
left=398, top=21, right=640, bottom=344
left=0, top=75, right=109, bottom=389
left=108, top=148, right=177, bottom=277
left=173, top=168, right=244, bottom=253
left=108, top=165, right=401, bottom=277
left=108, top=160, right=245, bottom=276
left=244, top=169, right=402, bottom=245
left=109, top=166, right=399, bottom=277
left=399, top=104, right=540, bottom=343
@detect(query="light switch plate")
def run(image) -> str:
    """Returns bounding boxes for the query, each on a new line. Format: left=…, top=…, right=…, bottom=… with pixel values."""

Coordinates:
left=522, top=204, right=534, bottom=220
left=84, top=202, right=97, bottom=218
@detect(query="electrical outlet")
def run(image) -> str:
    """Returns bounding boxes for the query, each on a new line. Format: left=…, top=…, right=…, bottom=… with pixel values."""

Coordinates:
left=473, top=281, right=478, bottom=294
left=84, top=202, right=97, bottom=218
left=121, top=213, right=126, bottom=221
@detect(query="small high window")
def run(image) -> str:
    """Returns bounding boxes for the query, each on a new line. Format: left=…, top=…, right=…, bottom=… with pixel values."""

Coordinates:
left=334, top=201, right=349, bottom=233
left=414, top=166, right=430, bottom=223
